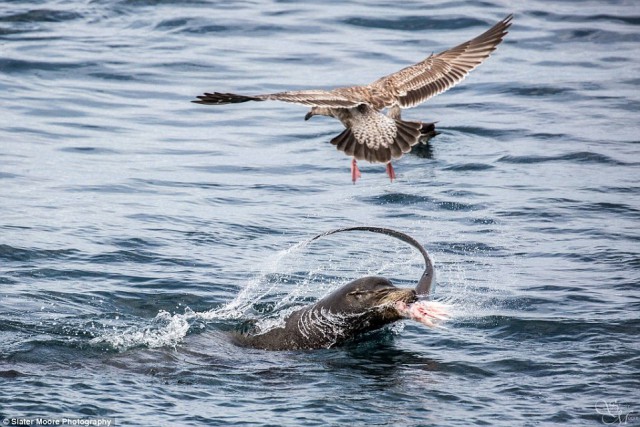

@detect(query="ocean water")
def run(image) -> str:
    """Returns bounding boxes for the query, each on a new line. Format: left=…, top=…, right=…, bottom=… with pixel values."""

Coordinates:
left=1, top=0, right=639, bottom=425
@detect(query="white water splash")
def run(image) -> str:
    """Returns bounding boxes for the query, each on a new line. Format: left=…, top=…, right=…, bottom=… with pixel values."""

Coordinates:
left=90, top=242, right=307, bottom=351
left=88, top=231, right=505, bottom=351
left=90, top=310, right=191, bottom=351
left=204, top=239, right=314, bottom=321
left=88, top=242, right=320, bottom=351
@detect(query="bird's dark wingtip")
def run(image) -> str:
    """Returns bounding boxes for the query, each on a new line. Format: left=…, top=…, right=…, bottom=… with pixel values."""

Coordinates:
left=502, top=14, right=514, bottom=29
left=190, top=91, right=263, bottom=105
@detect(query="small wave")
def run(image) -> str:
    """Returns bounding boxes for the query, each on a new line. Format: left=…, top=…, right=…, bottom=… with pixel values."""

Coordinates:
left=0, top=58, right=85, bottom=74
left=0, top=9, right=83, bottom=23
left=576, top=201, right=640, bottom=216
left=0, top=244, right=79, bottom=262
left=526, top=132, right=569, bottom=141
left=58, top=146, right=119, bottom=155
left=88, top=249, right=204, bottom=267
left=64, top=183, right=156, bottom=194
left=362, top=193, right=480, bottom=212
left=482, top=315, right=632, bottom=343
left=343, top=16, right=485, bottom=31
left=0, top=171, right=20, bottom=179
left=443, top=163, right=494, bottom=172
left=108, top=237, right=162, bottom=249
left=554, top=28, right=640, bottom=44
left=585, top=186, right=640, bottom=195
left=444, top=125, right=522, bottom=139
left=0, top=369, right=24, bottom=379
left=497, top=151, right=628, bottom=166
left=155, top=18, right=230, bottom=34
left=439, top=241, right=506, bottom=257
left=114, top=0, right=211, bottom=7
left=506, top=85, right=572, bottom=97
left=529, top=11, right=640, bottom=26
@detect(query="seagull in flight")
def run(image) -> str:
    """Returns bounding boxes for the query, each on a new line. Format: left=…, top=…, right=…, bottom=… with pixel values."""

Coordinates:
left=194, top=15, right=512, bottom=182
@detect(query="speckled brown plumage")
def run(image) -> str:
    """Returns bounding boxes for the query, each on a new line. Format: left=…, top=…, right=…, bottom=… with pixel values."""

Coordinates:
left=194, top=15, right=512, bottom=181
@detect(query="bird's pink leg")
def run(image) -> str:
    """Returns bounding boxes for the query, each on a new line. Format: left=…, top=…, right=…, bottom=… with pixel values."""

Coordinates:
left=351, top=158, right=362, bottom=183
left=386, top=162, right=396, bottom=181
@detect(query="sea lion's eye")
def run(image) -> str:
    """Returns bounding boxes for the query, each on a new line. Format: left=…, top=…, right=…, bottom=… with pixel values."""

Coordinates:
left=348, top=290, right=367, bottom=299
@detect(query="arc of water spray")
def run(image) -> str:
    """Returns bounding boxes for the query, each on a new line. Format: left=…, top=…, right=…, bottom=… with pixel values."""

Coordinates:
left=305, top=226, right=435, bottom=296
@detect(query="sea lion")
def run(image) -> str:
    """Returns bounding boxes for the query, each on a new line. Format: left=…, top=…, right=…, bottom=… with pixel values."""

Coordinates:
left=232, top=227, right=448, bottom=350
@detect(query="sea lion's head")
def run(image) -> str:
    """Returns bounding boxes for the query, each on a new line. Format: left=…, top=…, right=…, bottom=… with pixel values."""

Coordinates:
left=320, top=276, right=418, bottom=325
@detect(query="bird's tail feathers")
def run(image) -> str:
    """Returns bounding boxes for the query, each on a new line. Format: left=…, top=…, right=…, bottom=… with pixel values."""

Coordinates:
left=331, top=119, right=424, bottom=164
left=392, top=119, right=423, bottom=156
left=418, top=121, right=439, bottom=143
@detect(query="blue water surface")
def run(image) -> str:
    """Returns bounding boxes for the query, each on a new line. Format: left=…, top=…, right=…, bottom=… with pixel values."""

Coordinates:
left=1, top=0, right=639, bottom=425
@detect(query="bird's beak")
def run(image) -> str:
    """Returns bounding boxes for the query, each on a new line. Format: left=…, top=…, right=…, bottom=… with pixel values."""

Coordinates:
left=304, top=112, right=313, bottom=121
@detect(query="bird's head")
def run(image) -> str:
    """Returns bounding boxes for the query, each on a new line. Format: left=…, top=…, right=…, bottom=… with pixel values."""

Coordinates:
left=304, top=106, right=333, bottom=120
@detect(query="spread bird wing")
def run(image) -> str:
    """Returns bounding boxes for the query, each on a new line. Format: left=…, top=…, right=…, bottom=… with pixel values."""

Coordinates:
left=192, top=89, right=363, bottom=108
left=368, top=14, right=512, bottom=109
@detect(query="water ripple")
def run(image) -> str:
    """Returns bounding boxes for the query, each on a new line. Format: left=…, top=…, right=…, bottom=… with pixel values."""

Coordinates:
left=1, top=1, right=639, bottom=425
left=0, top=9, right=83, bottom=23
left=497, top=151, right=629, bottom=166
left=0, top=245, right=79, bottom=262
left=343, top=16, right=487, bottom=31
